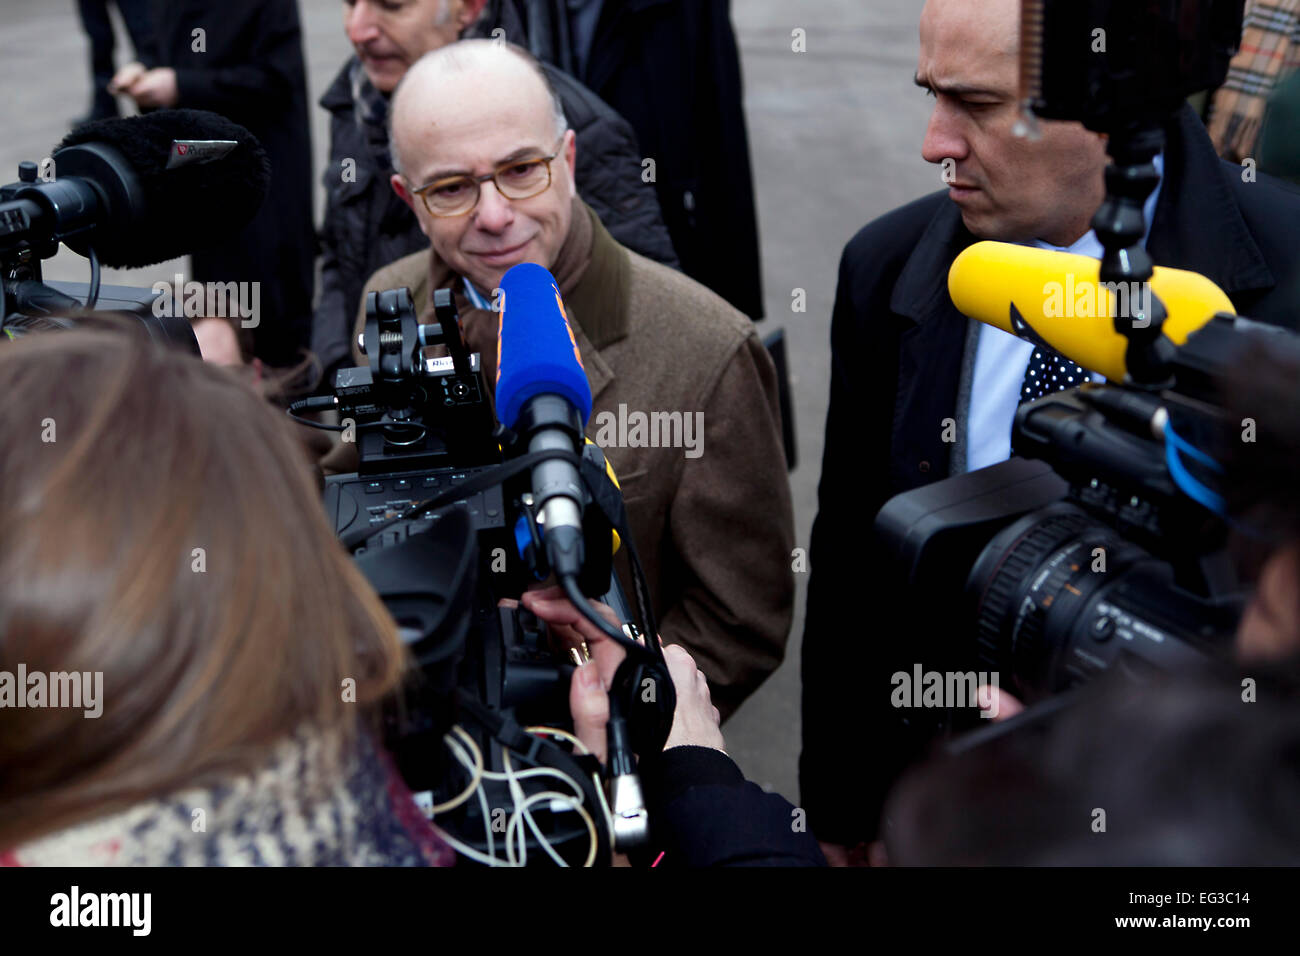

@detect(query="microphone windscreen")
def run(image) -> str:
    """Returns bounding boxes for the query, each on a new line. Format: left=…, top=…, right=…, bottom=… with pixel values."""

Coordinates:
left=949, top=241, right=1236, bottom=382
left=58, top=110, right=271, bottom=268
left=495, top=263, right=593, bottom=430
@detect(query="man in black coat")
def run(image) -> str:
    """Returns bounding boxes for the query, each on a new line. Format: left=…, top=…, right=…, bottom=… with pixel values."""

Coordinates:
left=113, top=0, right=315, bottom=368
left=478, top=0, right=764, bottom=320
left=313, top=0, right=677, bottom=382
left=74, top=0, right=156, bottom=123
left=801, top=0, right=1300, bottom=863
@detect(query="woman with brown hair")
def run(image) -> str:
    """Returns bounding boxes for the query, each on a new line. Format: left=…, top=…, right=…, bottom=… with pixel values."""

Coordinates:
left=0, top=329, right=452, bottom=866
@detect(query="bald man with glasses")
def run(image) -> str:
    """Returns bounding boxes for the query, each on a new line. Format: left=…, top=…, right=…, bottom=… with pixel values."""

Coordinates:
left=340, top=40, right=796, bottom=721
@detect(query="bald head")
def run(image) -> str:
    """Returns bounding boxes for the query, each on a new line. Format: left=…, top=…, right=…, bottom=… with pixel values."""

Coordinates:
left=390, top=40, right=566, bottom=177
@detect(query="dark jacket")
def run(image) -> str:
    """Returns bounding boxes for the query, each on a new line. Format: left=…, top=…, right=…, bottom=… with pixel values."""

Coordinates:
left=801, top=104, right=1300, bottom=847
left=644, top=747, right=826, bottom=866
left=477, top=0, right=764, bottom=320
left=150, top=0, right=315, bottom=367
left=311, top=56, right=678, bottom=379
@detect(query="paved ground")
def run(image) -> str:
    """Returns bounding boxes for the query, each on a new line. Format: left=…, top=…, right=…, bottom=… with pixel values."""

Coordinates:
left=0, top=0, right=939, bottom=803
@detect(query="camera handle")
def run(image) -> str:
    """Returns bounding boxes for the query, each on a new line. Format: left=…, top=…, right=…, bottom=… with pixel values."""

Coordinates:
left=1092, top=120, right=1179, bottom=390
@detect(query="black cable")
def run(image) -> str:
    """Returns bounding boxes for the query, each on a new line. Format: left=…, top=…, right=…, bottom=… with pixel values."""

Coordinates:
left=286, top=395, right=341, bottom=427
left=561, top=572, right=651, bottom=660
left=85, top=247, right=100, bottom=310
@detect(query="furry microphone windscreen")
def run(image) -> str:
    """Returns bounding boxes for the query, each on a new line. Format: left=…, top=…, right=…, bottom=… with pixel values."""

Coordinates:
left=57, top=109, right=272, bottom=268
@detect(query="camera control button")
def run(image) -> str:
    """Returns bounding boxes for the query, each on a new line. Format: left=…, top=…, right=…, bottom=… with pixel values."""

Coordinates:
left=1091, top=616, right=1116, bottom=641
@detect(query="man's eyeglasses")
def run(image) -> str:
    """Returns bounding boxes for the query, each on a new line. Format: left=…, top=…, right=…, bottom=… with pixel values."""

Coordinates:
left=411, top=138, right=566, bottom=218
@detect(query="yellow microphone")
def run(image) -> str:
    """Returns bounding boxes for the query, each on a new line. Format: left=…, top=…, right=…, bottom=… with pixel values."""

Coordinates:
left=948, top=241, right=1236, bottom=382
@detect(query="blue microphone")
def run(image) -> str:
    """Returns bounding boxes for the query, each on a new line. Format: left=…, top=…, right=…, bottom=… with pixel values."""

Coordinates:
left=495, top=263, right=592, bottom=578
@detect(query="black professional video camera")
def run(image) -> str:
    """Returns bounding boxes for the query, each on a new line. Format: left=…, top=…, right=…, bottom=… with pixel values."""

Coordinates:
left=291, top=282, right=675, bottom=867
left=877, top=0, right=1282, bottom=729
left=1, top=109, right=271, bottom=352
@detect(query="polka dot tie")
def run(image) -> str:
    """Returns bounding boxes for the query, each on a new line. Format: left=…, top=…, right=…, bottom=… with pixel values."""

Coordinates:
left=1021, top=346, right=1089, bottom=403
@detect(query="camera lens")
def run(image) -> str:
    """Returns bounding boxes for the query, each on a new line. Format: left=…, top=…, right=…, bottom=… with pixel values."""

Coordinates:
left=966, top=502, right=1146, bottom=697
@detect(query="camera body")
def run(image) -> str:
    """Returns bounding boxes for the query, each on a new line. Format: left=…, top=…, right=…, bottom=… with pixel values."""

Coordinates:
left=877, top=381, right=1242, bottom=719
left=320, top=286, right=670, bottom=865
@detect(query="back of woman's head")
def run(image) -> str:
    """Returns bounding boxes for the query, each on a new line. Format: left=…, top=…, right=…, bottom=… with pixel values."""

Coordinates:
left=0, top=330, right=406, bottom=848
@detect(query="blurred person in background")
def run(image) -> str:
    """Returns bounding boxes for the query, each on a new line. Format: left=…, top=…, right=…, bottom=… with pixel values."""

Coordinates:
left=0, top=328, right=452, bottom=865
left=110, top=0, right=315, bottom=370
left=476, top=0, right=765, bottom=319
left=313, top=0, right=676, bottom=382
left=1205, top=0, right=1300, bottom=166
left=73, top=0, right=156, bottom=125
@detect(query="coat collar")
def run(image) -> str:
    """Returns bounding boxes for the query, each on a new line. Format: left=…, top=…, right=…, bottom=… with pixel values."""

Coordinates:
left=889, top=197, right=975, bottom=326
left=891, top=103, right=1277, bottom=326
left=320, top=57, right=356, bottom=114
left=422, top=201, right=631, bottom=402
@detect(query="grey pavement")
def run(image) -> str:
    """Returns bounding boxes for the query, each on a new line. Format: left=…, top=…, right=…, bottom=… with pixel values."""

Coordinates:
left=0, top=0, right=940, bottom=804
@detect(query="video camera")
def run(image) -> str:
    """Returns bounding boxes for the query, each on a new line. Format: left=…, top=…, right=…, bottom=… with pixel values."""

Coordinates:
left=1, top=110, right=271, bottom=353
left=876, top=0, right=1290, bottom=734
left=291, top=268, right=676, bottom=867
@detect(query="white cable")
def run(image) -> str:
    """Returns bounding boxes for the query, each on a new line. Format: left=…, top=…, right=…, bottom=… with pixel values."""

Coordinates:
left=503, top=750, right=561, bottom=866
left=526, top=726, right=614, bottom=843
left=430, top=724, right=601, bottom=867
left=430, top=726, right=483, bottom=815
left=506, top=791, right=598, bottom=868
left=445, top=734, right=501, bottom=866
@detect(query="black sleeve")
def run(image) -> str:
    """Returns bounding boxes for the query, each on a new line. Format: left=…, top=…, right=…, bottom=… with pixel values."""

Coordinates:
left=642, top=747, right=826, bottom=867
left=169, top=0, right=302, bottom=123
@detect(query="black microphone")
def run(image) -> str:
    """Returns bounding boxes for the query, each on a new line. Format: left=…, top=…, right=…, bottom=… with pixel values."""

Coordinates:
left=0, top=110, right=270, bottom=269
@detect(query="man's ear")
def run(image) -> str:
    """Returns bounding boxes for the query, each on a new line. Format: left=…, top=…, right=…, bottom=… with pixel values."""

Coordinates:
left=392, top=174, right=434, bottom=238
left=564, top=129, right=577, bottom=190
left=392, top=173, right=416, bottom=210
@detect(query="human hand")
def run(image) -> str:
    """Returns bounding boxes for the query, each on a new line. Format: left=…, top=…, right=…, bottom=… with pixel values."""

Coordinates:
left=660, top=643, right=725, bottom=753
left=108, top=61, right=147, bottom=95
left=121, top=68, right=179, bottom=109
left=976, top=683, right=1024, bottom=722
left=517, top=587, right=625, bottom=763
left=517, top=587, right=726, bottom=759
